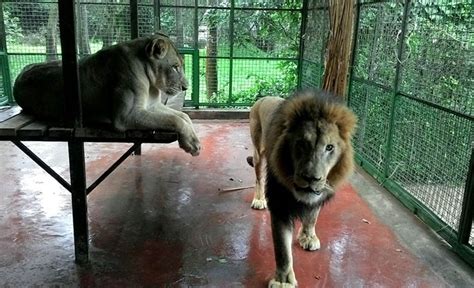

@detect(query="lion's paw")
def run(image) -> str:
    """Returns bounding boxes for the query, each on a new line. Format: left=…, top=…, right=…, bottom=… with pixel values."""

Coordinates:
left=298, top=232, right=320, bottom=251
left=268, top=279, right=296, bottom=288
left=251, top=198, right=267, bottom=210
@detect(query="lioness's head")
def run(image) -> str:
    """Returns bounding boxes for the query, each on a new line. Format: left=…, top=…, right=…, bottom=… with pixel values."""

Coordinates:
left=144, top=33, right=189, bottom=95
left=270, top=90, right=357, bottom=205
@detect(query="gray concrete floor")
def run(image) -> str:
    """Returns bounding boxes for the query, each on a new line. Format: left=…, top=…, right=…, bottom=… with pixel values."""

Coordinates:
left=350, top=169, right=474, bottom=287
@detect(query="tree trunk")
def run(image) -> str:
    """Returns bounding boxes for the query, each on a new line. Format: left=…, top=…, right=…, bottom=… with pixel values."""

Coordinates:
left=322, top=0, right=355, bottom=98
left=45, top=5, right=58, bottom=61
left=78, top=4, right=91, bottom=55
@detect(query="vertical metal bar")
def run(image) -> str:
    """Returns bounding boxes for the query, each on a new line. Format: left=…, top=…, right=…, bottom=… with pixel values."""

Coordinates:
left=0, top=1, right=13, bottom=104
left=193, top=0, right=199, bottom=108
left=228, top=0, right=235, bottom=104
left=347, top=0, right=361, bottom=106
left=68, top=140, right=88, bottom=264
left=459, top=147, right=474, bottom=244
left=134, top=142, right=142, bottom=156
left=58, top=0, right=83, bottom=127
left=154, top=0, right=161, bottom=31
left=383, top=0, right=411, bottom=178
left=130, top=0, right=138, bottom=39
left=296, top=0, right=308, bottom=89
left=192, top=47, right=200, bottom=108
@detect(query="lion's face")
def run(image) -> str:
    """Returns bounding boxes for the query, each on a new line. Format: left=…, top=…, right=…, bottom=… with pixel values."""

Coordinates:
left=145, top=35, right=189, bottom=96
left=286, top=119, right=344, bottom=205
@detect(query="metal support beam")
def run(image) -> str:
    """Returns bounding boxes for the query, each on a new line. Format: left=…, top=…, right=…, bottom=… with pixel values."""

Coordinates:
left=58, top=0, right=82, bottom=128
left=130, top=0, right=139, bottom=39
left=459, top=147, right=474, bottom=244
left=68, top=140, right=88, bottom=264
left=86, top=143, right=141, bottom=195
left=12, top=140, right=72, bottom=192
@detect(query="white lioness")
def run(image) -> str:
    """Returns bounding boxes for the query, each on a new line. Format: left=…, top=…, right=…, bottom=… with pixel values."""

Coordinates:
left=13, top=33, right=201, bottom=156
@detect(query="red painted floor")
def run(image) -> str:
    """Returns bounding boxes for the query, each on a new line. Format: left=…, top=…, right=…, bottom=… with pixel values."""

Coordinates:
left=0, top=121, right=460, bottom=287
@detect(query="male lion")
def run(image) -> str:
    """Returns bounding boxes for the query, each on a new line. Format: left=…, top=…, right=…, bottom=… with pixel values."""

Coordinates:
left=13, top=33, right=200, bottom=156
left=247, top=89, right=357, bottom=287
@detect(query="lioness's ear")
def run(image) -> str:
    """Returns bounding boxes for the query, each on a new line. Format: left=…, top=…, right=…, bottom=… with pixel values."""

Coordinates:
left=146, top=38, right=168, bottom=59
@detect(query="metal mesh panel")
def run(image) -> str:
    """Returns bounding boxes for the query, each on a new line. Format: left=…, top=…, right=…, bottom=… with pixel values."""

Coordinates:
left=138, top=4, right=156, bottom=37
left=401, top=1, right=473, bottom=117
left=77, top=2, right=131, bottom=54
left=231, top=59, right=297, bottom=102
left=300, top=60, right=321, bottom=89
left=198, top=8, right=230, bottom=56
left=198, top=57, right=229, bottom=105
left=183, top=53, right=193, bottom=101
left=389, top=96, right=472, bottom=232
left=353, top=2, right=403, bottom=87
left=350, top=81, right=392, bottom=174
left=4, top=1, right=59, bottom=55
left=300, top=1, right=329, bottom=89
left=0, top=61, right=5, bottom=104
left=349, top=0, right=474, bottom=259
left=160, top=7, right=194, bottom=48
left=233, top=10, right=300, bottom=58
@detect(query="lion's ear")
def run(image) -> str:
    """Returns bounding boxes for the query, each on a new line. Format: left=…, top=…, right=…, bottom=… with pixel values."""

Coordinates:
left=336, top=107, right=357, bottom=141
left=146, top=38, right=168, bottom=59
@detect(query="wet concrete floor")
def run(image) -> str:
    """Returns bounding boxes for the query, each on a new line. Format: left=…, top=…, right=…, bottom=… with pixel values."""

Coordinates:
left=0, top=120, right=472, bottom=287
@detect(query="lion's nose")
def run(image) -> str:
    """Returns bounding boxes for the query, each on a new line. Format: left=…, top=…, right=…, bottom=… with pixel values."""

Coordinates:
left=182, top=85, right=188, bottom=91
left=301, top=174, right=322, bottom=183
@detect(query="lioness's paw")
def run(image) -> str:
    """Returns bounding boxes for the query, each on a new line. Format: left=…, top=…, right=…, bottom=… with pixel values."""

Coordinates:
left=251, top=198, right=267, bottom=210
left=178, top=129, right=201, bottom=156
left=268, top=279, right=296, bottom=288
left=297, top=232, right=320, bottom=251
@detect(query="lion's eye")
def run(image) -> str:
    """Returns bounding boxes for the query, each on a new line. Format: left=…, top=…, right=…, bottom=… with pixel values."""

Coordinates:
left=326, top=144, right=334, bottom=152
left=173, top=65, right=180, bottom=72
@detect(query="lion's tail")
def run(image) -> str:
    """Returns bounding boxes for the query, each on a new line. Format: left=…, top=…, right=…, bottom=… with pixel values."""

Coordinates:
left=246, top=156, right=254, bottom=167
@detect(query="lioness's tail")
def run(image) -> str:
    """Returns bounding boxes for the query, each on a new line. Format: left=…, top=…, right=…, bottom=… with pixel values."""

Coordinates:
left=246, top=156, right=254, bottom=167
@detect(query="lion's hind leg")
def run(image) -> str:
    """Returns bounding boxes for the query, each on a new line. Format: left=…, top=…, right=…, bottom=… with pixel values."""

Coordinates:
left=297, top=207, right=321, bottom=251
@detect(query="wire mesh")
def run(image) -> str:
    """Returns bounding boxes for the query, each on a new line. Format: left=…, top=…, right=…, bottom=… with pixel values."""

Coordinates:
left=198, top=57, right=229, bottom=106
left=389, top=96, right=473, bottom=233
left=350, top=81, right=392, bottom=173
left=352, top=1, right=403, bottom=88
left=348, top=0, right=474, bottom=255
left=401, top=1, right=473, bottom=117
left=232, top=9, right=300, bottom=58
left=300, top=0, right=329, bottom=89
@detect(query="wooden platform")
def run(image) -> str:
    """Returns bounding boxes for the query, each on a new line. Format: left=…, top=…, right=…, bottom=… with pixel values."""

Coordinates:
left=0, top=106, right=178, bottom=143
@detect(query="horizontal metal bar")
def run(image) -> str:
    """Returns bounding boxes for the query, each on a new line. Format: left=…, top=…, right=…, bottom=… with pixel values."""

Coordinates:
left=12, top=140, right=72, bottom=192
left=198, top=56, right=298, bottom=61
left=398, top=92, right=473, bottom=121
left=352, top=76, right=393, bottom=92
left=86, top=143, right=140, bottom=195
left=352, top=77, right=473, bottom=120
left=157, top=5, right=301, bottom=12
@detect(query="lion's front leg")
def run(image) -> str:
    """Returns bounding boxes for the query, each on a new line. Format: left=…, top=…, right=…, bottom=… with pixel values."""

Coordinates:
left=269, top=216, right=297, bottom=288
left=251, top=150, right=267, bottom=210
left=298, top=206, right=321, bottom=251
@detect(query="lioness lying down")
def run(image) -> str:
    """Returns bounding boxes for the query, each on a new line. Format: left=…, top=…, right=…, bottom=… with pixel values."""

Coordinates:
left=248, top=89, right=357, bottom=287
left=13, top=33, right=200, bottom=156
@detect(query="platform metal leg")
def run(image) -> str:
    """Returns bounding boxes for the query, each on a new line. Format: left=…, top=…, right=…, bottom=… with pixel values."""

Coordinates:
left=134, top=142, right=142, bottom=156
left=68, top=140, right=89, bottom=264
